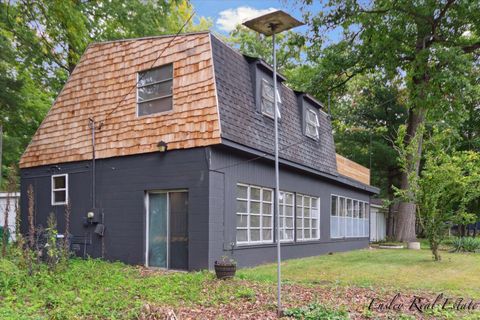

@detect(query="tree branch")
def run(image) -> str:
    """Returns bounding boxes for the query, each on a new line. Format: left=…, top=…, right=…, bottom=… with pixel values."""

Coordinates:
left=462, top=42, right=480, bottom=54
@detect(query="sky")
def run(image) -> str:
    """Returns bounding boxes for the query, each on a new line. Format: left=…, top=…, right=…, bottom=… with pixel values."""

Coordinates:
left=190, top=0, right=314, bottom=34
left=189, top=0, right=343, bottom=44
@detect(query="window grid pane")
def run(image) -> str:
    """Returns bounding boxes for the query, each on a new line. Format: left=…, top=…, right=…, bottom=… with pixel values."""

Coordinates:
left=296, top=194, right=320, bottom=241
left=236, top=184, right=274, bottom=245
left=279, top=191, right=294, bottom=242
left=330, top=195, right=370, bottom=239
left=137, top=64, right=173, bottom=116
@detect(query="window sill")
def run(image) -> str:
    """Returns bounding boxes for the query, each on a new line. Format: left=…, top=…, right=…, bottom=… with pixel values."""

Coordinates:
left=232, top=237, right=369, bottom=250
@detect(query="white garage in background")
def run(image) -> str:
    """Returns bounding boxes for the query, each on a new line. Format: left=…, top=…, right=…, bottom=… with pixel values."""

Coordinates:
left=0, top=192, right=19, bottom=241
left=370, top=198, right=387, bottom=242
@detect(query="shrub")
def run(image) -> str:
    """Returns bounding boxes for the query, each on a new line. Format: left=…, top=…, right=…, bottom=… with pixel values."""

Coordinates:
left=284, top=303, right=349, bottom=320
left=452, top=237, right=480, bottom=253
left=461, top=237, right=480, bottom=252
left=0, top=226, right=9, bottom=244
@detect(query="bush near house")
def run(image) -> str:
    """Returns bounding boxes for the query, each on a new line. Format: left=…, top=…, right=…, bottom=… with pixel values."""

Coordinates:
left=452, top=237, right=480, bottom=253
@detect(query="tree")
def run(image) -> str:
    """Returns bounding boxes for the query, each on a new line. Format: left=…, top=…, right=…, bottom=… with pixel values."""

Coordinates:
left=301, top=0, right=480, bottom=241
left=227, top=26, right=306, bottom=72
left=0, top=1, right=211, bottom=186
left=396, top=134, right=480, bottom=260
left=0, top=6, right=51, bottom=188
left=332, top=74, right=408, bottom=236
left=6, top=0, right=210, bottom=92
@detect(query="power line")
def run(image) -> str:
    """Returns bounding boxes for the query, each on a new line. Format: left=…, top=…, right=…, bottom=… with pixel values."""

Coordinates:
left=98, top=10, right=196, bottom=128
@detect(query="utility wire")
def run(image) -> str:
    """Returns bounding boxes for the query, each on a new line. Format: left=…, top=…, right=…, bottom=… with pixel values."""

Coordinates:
left=98, top=10, right=196, bottom=128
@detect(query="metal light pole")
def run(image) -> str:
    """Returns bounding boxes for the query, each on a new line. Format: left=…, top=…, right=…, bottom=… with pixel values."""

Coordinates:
left=243, top=11, right=303, bottom=316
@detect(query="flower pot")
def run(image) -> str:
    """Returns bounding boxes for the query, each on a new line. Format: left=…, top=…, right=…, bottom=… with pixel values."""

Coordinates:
left=214, top=263, right=236, bottom=280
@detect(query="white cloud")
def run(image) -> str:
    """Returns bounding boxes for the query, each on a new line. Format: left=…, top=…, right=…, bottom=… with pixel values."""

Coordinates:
left=216, top=6, right=277, bottom=32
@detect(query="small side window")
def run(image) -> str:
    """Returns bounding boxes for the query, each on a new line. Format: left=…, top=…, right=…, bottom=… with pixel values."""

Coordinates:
left=261, top=79, right=281, bottom=119
left=305, top=107, right=320, bottom=140
left=137, top=64, right=173, bottom=116
left=52, top=174, right=68, bottom=206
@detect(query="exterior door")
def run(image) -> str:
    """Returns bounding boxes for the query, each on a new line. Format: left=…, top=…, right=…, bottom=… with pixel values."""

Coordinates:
left=147, top=191, right=188, bottom=270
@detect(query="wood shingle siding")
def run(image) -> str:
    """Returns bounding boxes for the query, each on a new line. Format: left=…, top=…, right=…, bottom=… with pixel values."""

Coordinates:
left=20, top=32, right=221, bottom=168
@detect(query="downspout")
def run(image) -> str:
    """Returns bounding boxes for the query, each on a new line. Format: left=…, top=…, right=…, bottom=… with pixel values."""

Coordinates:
left=88, top=118, right=96, bottom=209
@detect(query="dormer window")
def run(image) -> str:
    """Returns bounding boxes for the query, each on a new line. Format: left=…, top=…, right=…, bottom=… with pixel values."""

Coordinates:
left=137, top=63, right=173, bottom=116
left=261, top=79, right=281, bottom=119
left=305, top=107, right=320, bottom=140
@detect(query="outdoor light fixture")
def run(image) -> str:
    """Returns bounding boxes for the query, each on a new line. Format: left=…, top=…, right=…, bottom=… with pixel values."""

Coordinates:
left=243, top=10, right=303, bottom=316
left=87, top=211, right=95, bottom=219
left=157, top=140, right=168, bottom=153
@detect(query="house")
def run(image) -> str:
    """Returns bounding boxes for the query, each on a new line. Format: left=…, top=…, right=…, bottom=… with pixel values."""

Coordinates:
left=19, top=32, right=378, bottom=270
left=369, top=199, right=387, bottom=242
left=0, top=192, right=19, bottom=241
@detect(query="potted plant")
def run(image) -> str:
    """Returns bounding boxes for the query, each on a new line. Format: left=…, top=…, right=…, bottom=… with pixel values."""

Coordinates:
left=214, top=256, right=237, bottom=280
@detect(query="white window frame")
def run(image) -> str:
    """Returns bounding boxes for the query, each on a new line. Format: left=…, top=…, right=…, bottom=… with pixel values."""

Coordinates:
left=279, top=191, right=295, bottom=242
left=305, top=107, right=320, bottom=140
left=136, top=64, right=174, bottom=117
left=51, top=174, right=68, bottom=206
left=330, top=194, right=369, bottom=239
left=236, top=183, right=274, bottom=245
left=260, top=79, right=281, bottom=119
left=295, top=194, right=320, bottom=241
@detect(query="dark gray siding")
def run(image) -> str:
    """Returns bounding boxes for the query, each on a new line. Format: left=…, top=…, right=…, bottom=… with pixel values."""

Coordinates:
left=211, top=34, right=338, bottom=177
left=208, top=145, right=371, bottom=268
left=20, top=148, right=210, bottom=270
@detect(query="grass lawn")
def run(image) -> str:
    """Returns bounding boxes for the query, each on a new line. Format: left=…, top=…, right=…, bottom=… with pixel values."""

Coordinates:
left=239, top=248, right=480, bottom=298
left=2, top=248, right=480, bottom=319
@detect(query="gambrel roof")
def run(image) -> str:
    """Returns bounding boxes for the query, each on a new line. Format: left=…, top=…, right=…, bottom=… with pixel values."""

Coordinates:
left=20, top=32, right=373, bottom=189
left=20, top=32, right=220, bottom=168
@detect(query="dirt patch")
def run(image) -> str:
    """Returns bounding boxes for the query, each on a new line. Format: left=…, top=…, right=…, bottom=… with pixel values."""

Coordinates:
left=139, top=279, right=478, bottom=319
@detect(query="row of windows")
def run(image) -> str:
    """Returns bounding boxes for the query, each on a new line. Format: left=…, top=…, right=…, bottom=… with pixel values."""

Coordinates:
left=49, top=176, right=369, bottom=242
left=136, top=64, right=322, bottom=141
left=236, top=183, right=320, bottom=245
left=330, top=195, right=369, bottom=238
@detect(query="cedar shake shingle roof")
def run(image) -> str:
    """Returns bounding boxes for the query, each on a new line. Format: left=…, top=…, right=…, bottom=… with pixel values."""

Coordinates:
left=20, top=32, right=373, bottom=190
left=20, top=32, right=220, bottom=168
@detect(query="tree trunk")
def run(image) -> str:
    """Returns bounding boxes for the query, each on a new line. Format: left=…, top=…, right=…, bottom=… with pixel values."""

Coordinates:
left=386, top=170, right=396, bottom=238
left=395, top=107, right=426, bottom=242
left=0, top=125, right=3, bottom=189
left=431, top=241, right=441, bottom=261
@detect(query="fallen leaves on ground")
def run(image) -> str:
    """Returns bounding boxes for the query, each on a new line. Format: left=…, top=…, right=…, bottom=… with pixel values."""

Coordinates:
left=136, top=269, right=478, bottom=320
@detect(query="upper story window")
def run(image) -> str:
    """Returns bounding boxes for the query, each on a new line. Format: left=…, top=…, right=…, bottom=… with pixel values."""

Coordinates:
left=137, top=64, right=173, bottom=116
left=52, top=174, right=68, bottom=206
left=261, top=79, right=281, bottom=119
left=305, top=107, right=320, bottom=140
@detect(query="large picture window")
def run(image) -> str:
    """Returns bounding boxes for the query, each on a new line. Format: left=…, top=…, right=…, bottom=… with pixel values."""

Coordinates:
left=330, top=195, right=369, bottom=238
left=51, top=174, right=68, bottom=206
left=279, top=191, right=294, bottom=242
left=137, top=64, right=173, bottom=116
left=236, top=184, right=273, bottom=245
left=296, top=194, right=320, bottom=241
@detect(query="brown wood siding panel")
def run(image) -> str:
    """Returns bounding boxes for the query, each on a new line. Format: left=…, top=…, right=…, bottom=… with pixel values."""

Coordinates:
left=20, top=33, right=221, bottom=168
left=336, top=154, right=370, bottom=185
